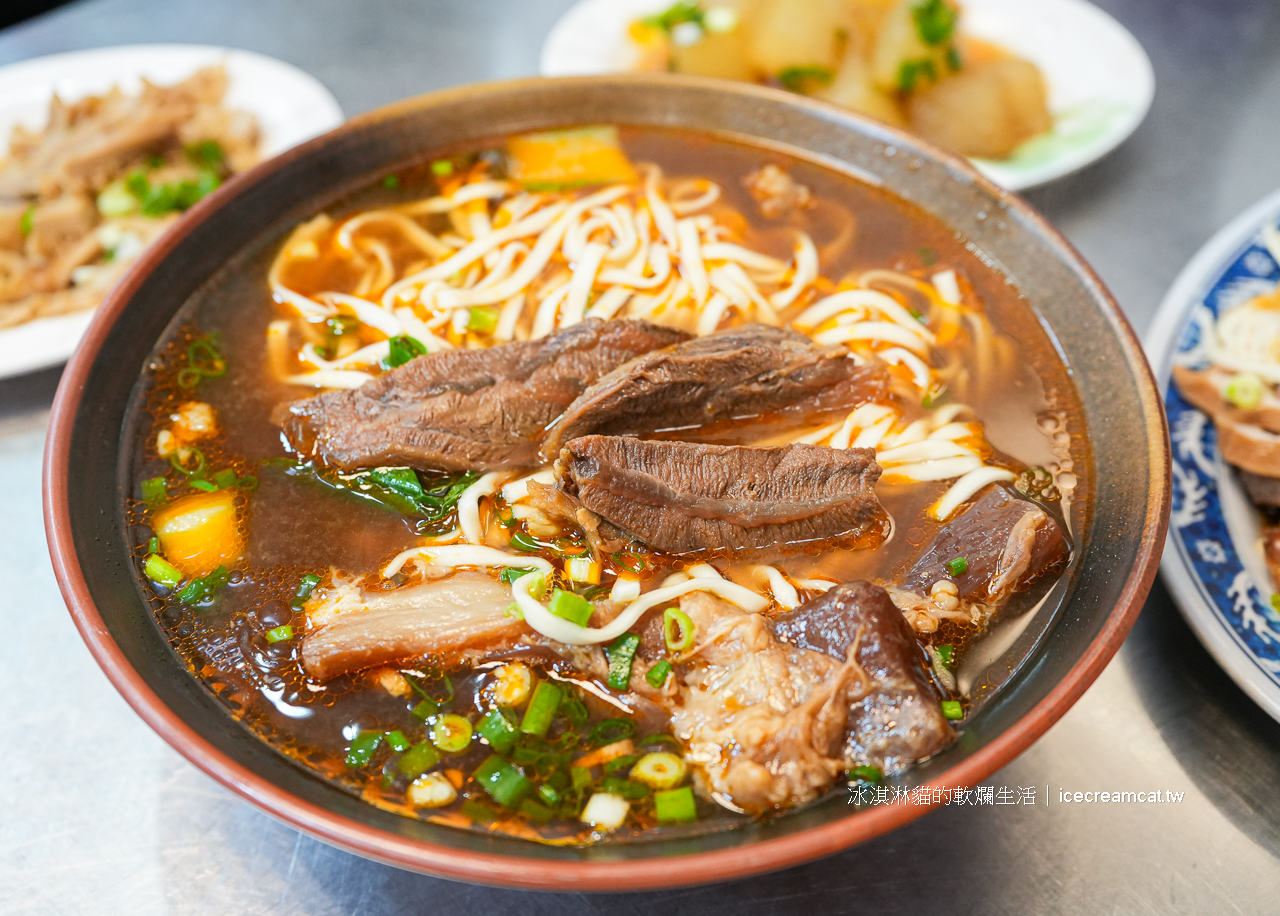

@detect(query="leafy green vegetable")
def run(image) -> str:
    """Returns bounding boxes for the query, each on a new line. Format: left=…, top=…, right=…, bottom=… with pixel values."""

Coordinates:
left=266, top=458, right=477, bottom=527
left=380, top=334, right=428, bottom=370
left=777, top=65, right=834, bottom=93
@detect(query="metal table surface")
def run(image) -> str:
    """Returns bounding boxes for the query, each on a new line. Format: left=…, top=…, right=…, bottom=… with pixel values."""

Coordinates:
left=3, top=0, right=1280, bottom=912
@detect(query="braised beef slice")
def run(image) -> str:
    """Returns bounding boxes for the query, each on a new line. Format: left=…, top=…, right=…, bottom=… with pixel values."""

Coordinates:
left=899, top=484, right=1069, bottom=604
left=540, top=324, right=889, bottom=459
left=557, top=436, right=889, bottom=557
left=273, top=319, right=689, bottom=472
left=771, top=582, right=954, bottom=770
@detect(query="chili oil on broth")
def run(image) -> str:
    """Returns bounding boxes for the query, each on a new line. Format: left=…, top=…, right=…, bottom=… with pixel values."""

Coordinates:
left=120, top=125, right=1087, bottom=845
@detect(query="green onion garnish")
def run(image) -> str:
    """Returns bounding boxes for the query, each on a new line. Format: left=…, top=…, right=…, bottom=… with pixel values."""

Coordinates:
left=1225, top=372, right=1265, bottom=410
left=170, top=447, right=206, bottom=477
left=941, top=700, right=964, bottom=720
left=264, top=625, right=293, bottom=643
left=519, top=798, right=556, bottom=823
left=610, top=550, right=647, bottom=573
left=466, top=306, right=499, bottom=334
left=936, top=644, right=954, bottom=669
left=19, top=206, right=34, bottom=238
left=380, top=334, right=428, bottom=370
left=384, top=729, right=411, bottom=752
left=474, top=754, right=533, bottom=808
left=912, top=0, right=957, bottom=45
left=143, top=553, right=183, bottom=588
left=571, top=766, right=593, bottom=790
left=600, top=776, right=650, bottom=799
left=605, top=633, right=641, bottom=691
left=653, top=785, right=698, bottom=824
left=345, top=730, right=382, bottom=767
left=588, top=717, right=636, bottom=748
left=396, top=741, right=441, bottom=779
left=212, top=468, right=239, bottom=489
left=431, top=159, right=454, bottom=177
left=944, top=556, right=968, bottom=577
left=292, top=572, right=322, bottom=607
left=645, top=660, right=673, bottom=689
left=141, top=476, right=167, bottom=508
left=849, top=764, right=882, bottom=783
left=175, top=564, right=229, bottom=606
left=177, top=337, right=227, bottom=389
left=412, top=697, right=440, bottom=719
left=189, top=479, right=218, bottom=492
left=663, top=606, right=695, bottom=652
left=509, top=531, right=542, bottom=552
left=520, top=681, right=563, bottom=737
left=537, top=784, right=561, bottom=807
left=430, top=714, right=473, bottom=753
left=478, top=709, right=520, bottom=754
left=548, top=588, right=594, bottom=627
left=382, top=174, right=400, bottom=189
left=777, top=65, right=834, bottom=93
left=460, top=798, right=500, bottom=823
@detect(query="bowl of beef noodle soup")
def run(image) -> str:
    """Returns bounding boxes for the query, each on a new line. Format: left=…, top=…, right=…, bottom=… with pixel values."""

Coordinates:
left=45, top=75, right=1169, bottom=889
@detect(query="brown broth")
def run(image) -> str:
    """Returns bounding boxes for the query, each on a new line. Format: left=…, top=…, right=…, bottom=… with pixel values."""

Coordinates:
left=122, top=127, right=1089, bottom=844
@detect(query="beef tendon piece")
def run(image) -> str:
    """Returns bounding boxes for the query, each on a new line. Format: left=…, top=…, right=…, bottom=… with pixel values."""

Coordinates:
left=670, top=592, right=870, bottom=812
left=772, top=582, right=954, bottom=772
left=899, top=484, right=1069, bottom=605
left=556, top=436, right=890, bottom=557
left=274, top=319, right=689, bottom=472
left=540, top=324, right=889, bottom=459
left=301, top=571, right=524, bottom=681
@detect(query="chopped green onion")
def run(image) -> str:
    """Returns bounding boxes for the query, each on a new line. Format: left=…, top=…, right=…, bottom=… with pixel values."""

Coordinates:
left=611, top=551, right=647, bottom=573
left=912, top=0, right=957, bottom=45
left=170, top=447, right=206, bottom=477
left=345, top=730, right=383, bottom=767
left=777, top=65, right=834, bottom=93
left=212, top=468, right=239, bottom=489
left=499, top=566, right=525, bottom=584
left=143, top=553, right=183, bottom=588
left=185, top=140, right=225, bottom=170
left=97, top=180, right=137, bottom=217
left=1225, top=372, right=1265, bottom=410
left=19, top=206, right=34, bottom=238
left=509, top=531, right=542, bottom=552
left=944, top=556, right=968, bottom=577
left=412, top=697, right=440, bottom=719
left=605, top=633, right=641, bottom=691
left=430, top=714, right=473, bottom=753
left=175, top=565, right=229, bottom=606
left=642, top=1, right=704, bottom=34
left=519, top=797, right=556, bottom=823
left=396, top=741, right=440, bottom=778
left=474, top=754, right=533, bottom=808
left=466, top=307, right=499, bottom=334
left=382, top=174, right=400, bottom=189
left=520, top=681, right=563, bottom=737
left=645, top=660, right=673, bottom=689
left=537, top=783, right=561, bottom=807
left=380, top=334, right=428, bottom=370
left=264, top=625, right=293, bottom=643
left=571, top=766, right=594, bottom=790
left=478, top=709, right=520, bottom=754
left=548, top=588, right=594, bottom=627
left=664, top=606, right=695, bottom=652
left=653, top=785, right=698, bottom=824
left=141, top=476, right=167, bottom=508
left=460, top=798, right=500, bottom=823
left=560, top=692, right=589, bottom=728
left=431, top=159, right=454, bottom=177
left=292, top=572, right=322, bottom=609
left=237, top=474, right=258, bottom=492
left=588, top=717, right=636, bottom=748
left=603, top=754, right=638, bottom=775
left=148, top=537, right=160, bottom=554
left=936, top=644, right=954, bottom=669
left=630, top=751, right=686, bottom=789
left=385, top=729, right=411, bottom=752
left=849, top=764, right=882, bottom=784
left=1271, top=593, right=1280, bottom=615
left=941, top=700, right=964, bottom=720
left=189, top=479, right=218, bottom=492
left=600, top=776, right=649, bottom=799
left=946, top=46, right=962, bottom=71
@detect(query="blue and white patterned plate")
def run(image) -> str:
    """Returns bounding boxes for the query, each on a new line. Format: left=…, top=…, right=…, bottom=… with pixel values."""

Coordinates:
left=1147, top=188, right=1280, bottom=721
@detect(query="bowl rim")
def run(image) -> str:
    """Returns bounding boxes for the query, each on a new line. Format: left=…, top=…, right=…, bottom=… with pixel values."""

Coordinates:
left=42, top=73, right=1170, bottom=891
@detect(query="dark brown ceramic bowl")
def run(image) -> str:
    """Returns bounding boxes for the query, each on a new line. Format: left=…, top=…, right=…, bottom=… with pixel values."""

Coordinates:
left=43, top=75, right=1169, bottom=891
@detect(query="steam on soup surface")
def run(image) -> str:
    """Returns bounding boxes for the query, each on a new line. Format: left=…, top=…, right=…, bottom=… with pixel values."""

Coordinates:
left=124, top=125, right=1084, bottom=843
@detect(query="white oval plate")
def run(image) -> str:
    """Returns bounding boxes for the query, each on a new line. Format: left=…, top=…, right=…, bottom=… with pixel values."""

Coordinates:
left=0, top=44, right=345, bottom=380
left=540, top=0, right=1153, bottom=192
left=1146, top=187, right=1280, bottom=723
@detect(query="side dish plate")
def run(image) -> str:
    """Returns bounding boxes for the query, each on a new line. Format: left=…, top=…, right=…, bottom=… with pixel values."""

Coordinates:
left=0, top=43, right=344, bottom=380
left=1147, top=187, right=1280, bottom=723
left=540, top=0, right=1154, bottom=192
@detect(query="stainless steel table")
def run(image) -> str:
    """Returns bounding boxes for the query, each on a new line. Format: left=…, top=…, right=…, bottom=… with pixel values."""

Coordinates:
left=4, top=1, right=1280, bottom=912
